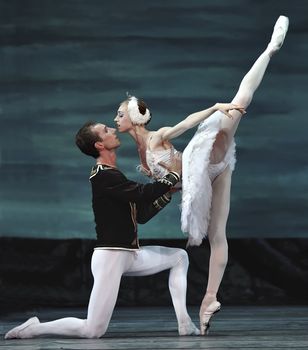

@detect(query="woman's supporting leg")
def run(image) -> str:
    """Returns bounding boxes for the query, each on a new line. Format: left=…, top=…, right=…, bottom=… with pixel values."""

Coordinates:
left=5, top=250, right=133, bottom=339
left=199, top=167, right=232, bottom=334
left=125, top=246, right=199, bottom=335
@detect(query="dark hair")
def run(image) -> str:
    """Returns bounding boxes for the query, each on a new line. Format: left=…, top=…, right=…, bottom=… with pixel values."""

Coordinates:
left=136, top=99, right=147, bottom=114
left=136, top=98, right=152, bottom=125
left=75, top=121, right=101, bottom=158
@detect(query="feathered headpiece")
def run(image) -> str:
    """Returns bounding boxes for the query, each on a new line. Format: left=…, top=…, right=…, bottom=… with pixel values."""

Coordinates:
left=127, top=96, right=151, bottom=125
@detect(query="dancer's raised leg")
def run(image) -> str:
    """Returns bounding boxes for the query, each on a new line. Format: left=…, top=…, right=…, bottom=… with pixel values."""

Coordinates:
left=222, top=15, right=289, bottom=144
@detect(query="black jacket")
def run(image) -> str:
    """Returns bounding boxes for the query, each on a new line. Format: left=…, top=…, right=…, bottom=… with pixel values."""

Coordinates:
left=89, top=164, right=180, bottom=250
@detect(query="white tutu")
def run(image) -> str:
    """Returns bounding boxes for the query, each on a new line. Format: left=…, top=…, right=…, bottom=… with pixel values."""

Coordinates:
left=181, top=111, right=236, bottom=246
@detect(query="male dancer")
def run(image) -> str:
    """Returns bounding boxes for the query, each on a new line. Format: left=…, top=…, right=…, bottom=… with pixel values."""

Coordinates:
left=5, top=121, right=199, bottom=339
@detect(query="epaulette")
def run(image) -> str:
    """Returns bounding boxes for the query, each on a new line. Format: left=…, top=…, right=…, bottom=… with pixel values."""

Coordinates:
left=89, top=164, right=114, bottom=179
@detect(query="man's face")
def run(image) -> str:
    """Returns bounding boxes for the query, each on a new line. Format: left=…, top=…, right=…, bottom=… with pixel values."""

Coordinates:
left=93, top=123, right=120, bottom=150
left=114, top=103, right=133, bottom=132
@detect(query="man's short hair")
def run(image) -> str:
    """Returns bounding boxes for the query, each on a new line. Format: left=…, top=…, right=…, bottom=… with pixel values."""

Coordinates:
left=75, top=121, right=101, bottom=158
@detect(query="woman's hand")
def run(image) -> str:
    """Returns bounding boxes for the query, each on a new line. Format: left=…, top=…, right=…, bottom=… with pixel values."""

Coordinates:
left=214, top=103, right=246, bottom=119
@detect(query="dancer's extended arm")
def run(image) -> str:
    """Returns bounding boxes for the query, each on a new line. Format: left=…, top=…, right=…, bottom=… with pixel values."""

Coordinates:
left=158, top=103, right=245, bottom=141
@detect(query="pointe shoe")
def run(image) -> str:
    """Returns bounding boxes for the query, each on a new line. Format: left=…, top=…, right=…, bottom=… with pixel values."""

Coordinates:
left=268, top=15, right=289, bottom=54
left=4, top=317, right=39, bottom=339
left=178, top=319, right=200, bottom=336
left=200, top=301, right=221, bottom=335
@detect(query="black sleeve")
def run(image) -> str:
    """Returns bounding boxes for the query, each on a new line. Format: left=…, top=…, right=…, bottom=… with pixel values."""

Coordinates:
left=94, top=168, right=180, bottom=203
left=136, top=192, right=172, bottom=224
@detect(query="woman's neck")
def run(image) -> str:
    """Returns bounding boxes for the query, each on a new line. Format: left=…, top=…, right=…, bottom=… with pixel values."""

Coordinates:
left=128, top=125, right=150, bottom=145
left=128, top=125, right=151, bottom=171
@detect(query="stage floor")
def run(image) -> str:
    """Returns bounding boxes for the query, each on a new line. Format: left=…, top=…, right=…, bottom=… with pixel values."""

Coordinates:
left=1, top=306, right=307, bottom=349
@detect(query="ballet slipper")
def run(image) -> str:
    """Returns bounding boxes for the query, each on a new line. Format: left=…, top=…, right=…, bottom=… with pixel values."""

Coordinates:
left=268, top=15, right=289, bottom=55
left=199, top=301, right=221, bottom=335
left=4, top=317, right=39, bottom=339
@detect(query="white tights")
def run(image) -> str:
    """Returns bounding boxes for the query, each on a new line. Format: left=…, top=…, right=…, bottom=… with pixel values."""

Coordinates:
left=22, top=246, right=191, bottom=338
left=203, top=41, right=277, bottom=307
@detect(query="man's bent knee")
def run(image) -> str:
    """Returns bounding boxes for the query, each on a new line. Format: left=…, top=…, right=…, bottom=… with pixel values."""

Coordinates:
left=82, top=322, right=107, bottom=339
left=84, top=328, right=106, bottom=339
left=176, top=249, right=189, bottom=266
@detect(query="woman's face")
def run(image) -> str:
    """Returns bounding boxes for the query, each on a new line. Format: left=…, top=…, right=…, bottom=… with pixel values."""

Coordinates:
left=114, top=103, right=133, bottom=133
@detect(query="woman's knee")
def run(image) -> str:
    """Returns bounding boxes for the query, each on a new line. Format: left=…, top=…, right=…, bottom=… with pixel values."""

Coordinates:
left=208, top=232, right=228, bottom=250
left=232, top=92, right=252, bottom=109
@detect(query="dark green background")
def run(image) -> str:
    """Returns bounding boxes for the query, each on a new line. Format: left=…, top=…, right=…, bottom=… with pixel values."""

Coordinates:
left=0, top=0, right=307, bottom=239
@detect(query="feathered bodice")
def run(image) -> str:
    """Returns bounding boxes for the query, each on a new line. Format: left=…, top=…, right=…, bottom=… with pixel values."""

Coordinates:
left=143, top=147, right=182, bottom=180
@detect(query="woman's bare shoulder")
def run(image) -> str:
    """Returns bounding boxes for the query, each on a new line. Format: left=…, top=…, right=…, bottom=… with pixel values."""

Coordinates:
left=147, top=128, right=170, bottom=149
left=155, top=126, right=172, bottom=137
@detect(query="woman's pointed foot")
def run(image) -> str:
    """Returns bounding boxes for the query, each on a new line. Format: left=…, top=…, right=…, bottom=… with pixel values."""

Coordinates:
left=199, top=301, right=221, bottom=335
left=268, top=15, right=289, bottom=55
left=4, top=317, right=39, bottom=339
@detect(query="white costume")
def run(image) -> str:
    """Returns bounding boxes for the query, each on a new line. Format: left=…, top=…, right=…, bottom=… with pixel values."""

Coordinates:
left=182, top=111, right=236, bottom=246
left=139, top=111, right=235, bottom=247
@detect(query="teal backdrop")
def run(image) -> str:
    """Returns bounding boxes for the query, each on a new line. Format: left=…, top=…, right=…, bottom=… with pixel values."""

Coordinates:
left=0, top=0, right=307, bottom=239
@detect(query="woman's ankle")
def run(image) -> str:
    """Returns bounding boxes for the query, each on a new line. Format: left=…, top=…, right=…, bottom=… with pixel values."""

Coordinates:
left=201, top=291, right=217, bottom=309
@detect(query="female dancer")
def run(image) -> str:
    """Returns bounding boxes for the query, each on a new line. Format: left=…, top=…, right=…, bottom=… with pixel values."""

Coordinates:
left=114, top=16, right=289, bottom=334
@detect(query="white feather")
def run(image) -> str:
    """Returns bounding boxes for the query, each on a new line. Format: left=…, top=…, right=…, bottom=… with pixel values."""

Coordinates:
left=181, top=111, right=224, bottom=246
left=127, top=96, right=151, bottom=125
